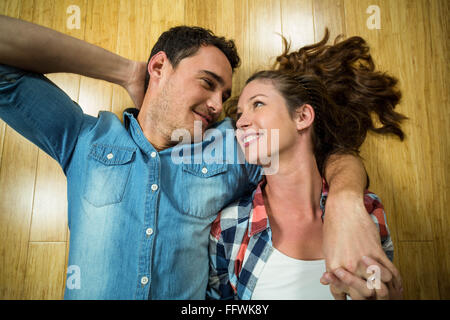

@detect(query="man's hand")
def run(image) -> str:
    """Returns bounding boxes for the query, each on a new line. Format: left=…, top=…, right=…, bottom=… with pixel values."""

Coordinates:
left=320, top=256, right=403, bottom=300
left=123, top=60, right=147, bottom=109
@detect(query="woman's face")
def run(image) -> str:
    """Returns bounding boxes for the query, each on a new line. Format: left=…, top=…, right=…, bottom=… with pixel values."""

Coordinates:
left=235, top=79, right=299, bottom=166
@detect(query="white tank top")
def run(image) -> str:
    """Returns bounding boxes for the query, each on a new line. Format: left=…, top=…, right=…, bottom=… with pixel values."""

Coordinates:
left=251, top=247, right=334, bottom=300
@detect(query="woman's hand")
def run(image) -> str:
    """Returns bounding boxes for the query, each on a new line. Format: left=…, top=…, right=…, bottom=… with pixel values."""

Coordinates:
left=320, top=256, right=403, bottom=300
left=123, top=60, right=147, bottom=109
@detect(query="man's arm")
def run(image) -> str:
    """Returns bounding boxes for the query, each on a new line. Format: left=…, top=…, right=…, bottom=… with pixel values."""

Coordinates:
left=0, top=15, right=146, bottom=108
left=322, top=153, right=401, bottom=289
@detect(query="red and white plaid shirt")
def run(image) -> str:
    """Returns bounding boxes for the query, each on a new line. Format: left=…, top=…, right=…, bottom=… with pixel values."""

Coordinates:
left=207, top=178, right=394, bottom=300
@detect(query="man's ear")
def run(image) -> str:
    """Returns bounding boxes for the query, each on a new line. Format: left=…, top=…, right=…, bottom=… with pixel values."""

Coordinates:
left=294, top=104, right=315, bottom=131
left=147, top=51, right=171, bottom=82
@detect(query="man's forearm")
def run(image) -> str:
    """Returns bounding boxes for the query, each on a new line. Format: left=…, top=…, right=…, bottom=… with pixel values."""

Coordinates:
left=0, top=15, right=132, bottom=86
left=324, top=153, right=367, bottom=198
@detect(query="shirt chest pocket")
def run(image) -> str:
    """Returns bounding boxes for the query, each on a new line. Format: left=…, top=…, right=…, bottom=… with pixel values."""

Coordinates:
left=181, top=163, right=230, bottom=218
left=83, top=144, right=136, bottom=207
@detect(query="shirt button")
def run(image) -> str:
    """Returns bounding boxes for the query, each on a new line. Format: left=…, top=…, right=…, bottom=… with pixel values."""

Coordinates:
left=201, top=167, right=208, bottom=174
left=141, top=276, right=149, bottom=285
left=150, top=151, right=157, bottom=158
left=106, top=153, right=114, bottom=160
left=146, top=228, right=153, bottom=236
left=151, top=184, right=158, bottom=191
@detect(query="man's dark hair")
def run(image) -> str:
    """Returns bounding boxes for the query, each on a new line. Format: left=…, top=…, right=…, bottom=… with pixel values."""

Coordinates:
left=144, top=26, right=240, bottom=91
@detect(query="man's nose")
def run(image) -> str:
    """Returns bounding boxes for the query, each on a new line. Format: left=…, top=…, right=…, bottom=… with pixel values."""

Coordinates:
left=206, top=93, right=223, bottom=116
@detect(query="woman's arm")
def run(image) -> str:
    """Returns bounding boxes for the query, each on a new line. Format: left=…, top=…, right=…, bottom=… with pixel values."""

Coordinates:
left=0, top=15, right=146, bottom=107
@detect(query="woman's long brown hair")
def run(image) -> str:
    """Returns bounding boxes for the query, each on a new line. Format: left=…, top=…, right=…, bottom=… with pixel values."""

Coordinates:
left=231, top=28, right=407, bottom=173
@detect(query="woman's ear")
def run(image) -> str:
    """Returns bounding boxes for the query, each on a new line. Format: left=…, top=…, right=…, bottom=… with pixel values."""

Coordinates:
left=294, top=104, right=315, bottom=131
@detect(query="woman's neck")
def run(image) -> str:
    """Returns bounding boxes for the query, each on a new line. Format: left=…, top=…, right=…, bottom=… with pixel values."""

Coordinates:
left=263, top=147, right=323, bottom=221
left=262, top=145, right=325, bottom=260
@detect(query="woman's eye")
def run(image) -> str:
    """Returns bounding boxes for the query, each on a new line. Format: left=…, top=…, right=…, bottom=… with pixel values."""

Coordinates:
left=253, top=101, right=264, bottom=108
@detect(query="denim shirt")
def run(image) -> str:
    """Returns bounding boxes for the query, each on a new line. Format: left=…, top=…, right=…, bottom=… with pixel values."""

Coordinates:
left=0, top=64, right=260, bottom=299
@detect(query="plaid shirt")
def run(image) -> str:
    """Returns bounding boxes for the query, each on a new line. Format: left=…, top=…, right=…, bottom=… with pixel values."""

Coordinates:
left=207, top=178, right=394, bottom=300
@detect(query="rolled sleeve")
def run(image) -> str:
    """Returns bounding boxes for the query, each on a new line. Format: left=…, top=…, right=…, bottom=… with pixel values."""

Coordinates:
left=0, top=64, right=84, bottom=172
left=364, top=191, right=394, bottom=262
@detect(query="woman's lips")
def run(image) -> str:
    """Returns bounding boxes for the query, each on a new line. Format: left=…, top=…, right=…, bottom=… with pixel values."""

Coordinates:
left=240, top=133, right=261, bottom=147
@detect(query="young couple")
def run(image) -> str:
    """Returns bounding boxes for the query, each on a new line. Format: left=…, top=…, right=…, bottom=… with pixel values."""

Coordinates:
left=0, top=15, right=404, bottom=299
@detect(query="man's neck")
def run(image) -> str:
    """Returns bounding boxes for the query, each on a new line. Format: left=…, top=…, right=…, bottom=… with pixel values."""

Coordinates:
left=137, top=109, right=174, bottom=151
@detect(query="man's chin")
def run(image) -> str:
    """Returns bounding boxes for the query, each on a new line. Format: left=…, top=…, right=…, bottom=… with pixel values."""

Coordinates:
left=169, top=123, right=206, bottom=145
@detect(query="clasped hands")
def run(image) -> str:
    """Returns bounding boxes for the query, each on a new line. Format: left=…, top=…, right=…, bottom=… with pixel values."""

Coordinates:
left=321, top=194, right=403, bottom=300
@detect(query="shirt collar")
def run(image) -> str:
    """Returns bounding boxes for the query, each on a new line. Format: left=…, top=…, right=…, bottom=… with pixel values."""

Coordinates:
left=248, top=177, right=330, bottom=237
left=123, top=109, right=158, bottom=156
left=248, top=178, right=270, bottom=237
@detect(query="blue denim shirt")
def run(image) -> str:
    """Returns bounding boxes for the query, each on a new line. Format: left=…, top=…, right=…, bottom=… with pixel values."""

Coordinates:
left=0, top=64, right=260, bottom=299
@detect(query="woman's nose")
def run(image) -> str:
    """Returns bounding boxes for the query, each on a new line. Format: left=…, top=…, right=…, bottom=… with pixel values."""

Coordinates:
left=236, top=111, right=251, bottom=129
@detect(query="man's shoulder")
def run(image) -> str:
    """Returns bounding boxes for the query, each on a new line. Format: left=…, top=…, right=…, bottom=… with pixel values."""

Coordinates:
left=84, top=110, right=126, bottom=133
left=79, top=110, right=135, bottom=147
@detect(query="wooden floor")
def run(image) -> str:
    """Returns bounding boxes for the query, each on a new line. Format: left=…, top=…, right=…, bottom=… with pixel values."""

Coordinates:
left=0, top=0, right=448, bottom=300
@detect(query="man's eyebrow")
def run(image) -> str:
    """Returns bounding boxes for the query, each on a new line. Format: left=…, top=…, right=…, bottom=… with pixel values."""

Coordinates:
left=200, top=70, right=225, bottom=86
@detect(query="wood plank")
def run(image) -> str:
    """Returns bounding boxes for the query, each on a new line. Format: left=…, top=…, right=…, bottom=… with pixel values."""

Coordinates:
left=423, top=0, right=450, bottom=299
left=345, top=0, right=448, bottom=298
left=29, top=152, right=68, bottom=242
left=0, top=0, right=21, bottom=17
left=313, top=0, right=346, bottom=42
left=0, top=0, right=26, bottom=174
left=0, top=120, right=5, bottom=169
left=111, top=0, right=154, bottom=119
left=397, top=241, right=440, bottom=299
left=185, top=0, right=217, bottom=31
left=23, top=242, right=67, bottom=299
left=246, top=0, right=282, bottom=72
left=0, top=129, right=38, bottom=299
left=280, top=0, right=315, bottom=48
left=78, top=0, right=120, bottom=116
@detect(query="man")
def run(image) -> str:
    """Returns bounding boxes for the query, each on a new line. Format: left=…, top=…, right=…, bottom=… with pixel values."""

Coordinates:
left=0, top=15, right=400, bottom=299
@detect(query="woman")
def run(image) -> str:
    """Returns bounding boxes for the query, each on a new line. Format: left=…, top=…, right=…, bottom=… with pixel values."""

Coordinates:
left=207, top=29, right=406, bottom=300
